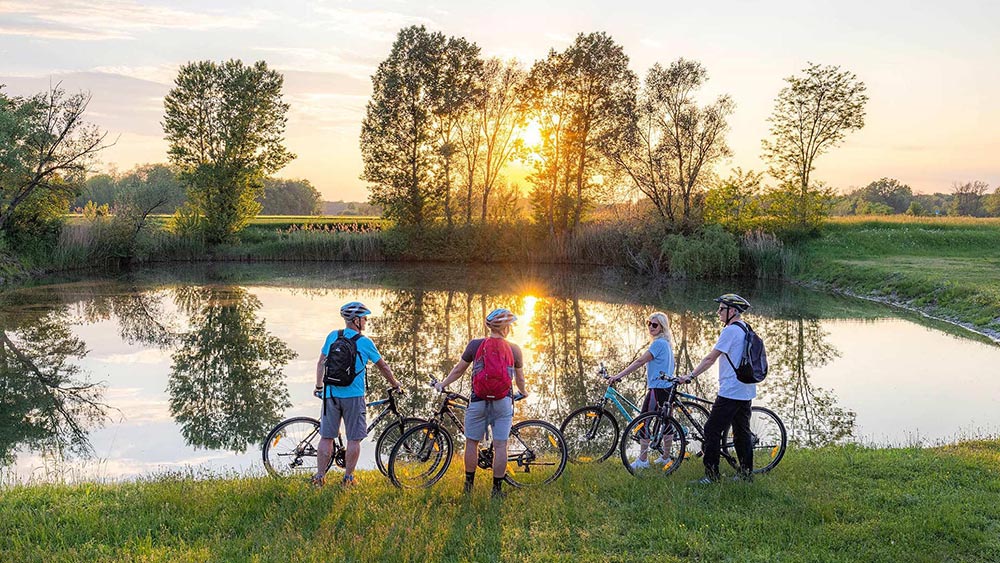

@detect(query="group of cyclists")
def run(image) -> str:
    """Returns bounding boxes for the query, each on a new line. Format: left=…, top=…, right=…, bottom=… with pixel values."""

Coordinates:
left=312, top=292, right=760, bottom=495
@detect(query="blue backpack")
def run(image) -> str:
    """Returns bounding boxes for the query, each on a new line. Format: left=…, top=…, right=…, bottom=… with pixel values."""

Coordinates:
left=724, top=322, right=768, bottom=384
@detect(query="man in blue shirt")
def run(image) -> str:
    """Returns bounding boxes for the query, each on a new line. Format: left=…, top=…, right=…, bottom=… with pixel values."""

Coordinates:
left=313, top=301, right=400, bottom=487
left=679, top=294, right=756, bottom=484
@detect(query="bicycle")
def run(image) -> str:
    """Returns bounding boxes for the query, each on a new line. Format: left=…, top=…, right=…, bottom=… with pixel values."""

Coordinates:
left=387, top=379, right=568, bottom=490
left=620, top=374, right=787, bottom=477
left=262, top=387, right=423, bottom=478
left=560, top=363, right=712, bottom=463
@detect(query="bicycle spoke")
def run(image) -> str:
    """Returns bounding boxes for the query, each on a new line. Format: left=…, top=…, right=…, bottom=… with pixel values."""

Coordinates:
left=503, top=420, right=567, bottom=487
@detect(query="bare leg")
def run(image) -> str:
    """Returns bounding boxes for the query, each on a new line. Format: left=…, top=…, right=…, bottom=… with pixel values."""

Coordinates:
left=317, top=437, right=334, bottom=479
left=344, top=439, right=361, bottom=478
left=465, top=438, right=480, bottom=473
left=639, top=438, right=650, bottom=461
left=493, top=439, right=508, bottom=479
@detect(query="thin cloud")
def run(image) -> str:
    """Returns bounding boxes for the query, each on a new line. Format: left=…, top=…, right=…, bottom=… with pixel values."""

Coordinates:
left=310, top=5, right=435, bottom=42
left=0, top=0, right=268, bottom=41
left=254, top=46, right=378, bottom=82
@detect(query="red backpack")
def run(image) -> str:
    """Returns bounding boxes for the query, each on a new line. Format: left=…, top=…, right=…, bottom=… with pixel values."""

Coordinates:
left=472, top=338, right=515, bottom=400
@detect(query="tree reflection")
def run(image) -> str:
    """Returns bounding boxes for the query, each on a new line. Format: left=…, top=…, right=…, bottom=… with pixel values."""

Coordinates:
left=757, top=317, right=855, bottom=446
left=0, top=308, right=108, bottom=465
left=168, top=287, right=294, bottom=452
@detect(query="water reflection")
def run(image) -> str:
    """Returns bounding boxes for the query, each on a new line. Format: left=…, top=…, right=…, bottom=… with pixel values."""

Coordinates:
left=168, top=286, right=294, bottom=452
left=0, top=304, right=109, bottom=465
left=6, top=263, right=996, bottom=480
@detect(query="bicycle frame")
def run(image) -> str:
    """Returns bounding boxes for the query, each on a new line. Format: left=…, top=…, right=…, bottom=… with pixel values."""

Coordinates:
left=599, top=385, right=643, bottom=423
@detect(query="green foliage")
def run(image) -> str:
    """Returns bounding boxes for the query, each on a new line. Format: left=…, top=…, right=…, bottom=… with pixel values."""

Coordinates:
left=661, top=224, right=740, bottom=278
left=854, top=200, right=893, bottom=215
left=905, top=200, right=925, bottom=216
left=765, top=180, right=834, bottom=237
left=165, top=203, right=205, bottom=240
left=0, top=85, right=108, bottom=235
left=858, top=177, right=913, bottom=214
left=163, top=60, right=294, bottom=243
left=704, top=168, right=765, bottom=233
left=740, top=230, right=793, bottom=279
left=259, top=178, right=321, bottom=215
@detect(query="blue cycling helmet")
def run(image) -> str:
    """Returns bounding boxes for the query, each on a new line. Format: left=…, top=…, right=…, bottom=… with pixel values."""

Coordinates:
left=485, top=308, right=517, bottom=329
left=340, top=301, right=372, bottom=320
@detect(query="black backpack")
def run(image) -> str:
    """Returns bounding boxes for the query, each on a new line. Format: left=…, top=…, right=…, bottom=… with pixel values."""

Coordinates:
left=323, top=330, right=362, bottom=387
left=724, top=321, right=768, bottom=384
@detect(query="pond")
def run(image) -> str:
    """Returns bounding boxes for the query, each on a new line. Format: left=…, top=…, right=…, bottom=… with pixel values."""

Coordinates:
left=2, top=263, right=998, bottom=483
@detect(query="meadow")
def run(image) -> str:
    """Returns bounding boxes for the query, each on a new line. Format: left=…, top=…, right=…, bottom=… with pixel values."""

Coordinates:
left=2, top=440, right=998, bottom=562
left=790, top=216, right=1000, bottom=337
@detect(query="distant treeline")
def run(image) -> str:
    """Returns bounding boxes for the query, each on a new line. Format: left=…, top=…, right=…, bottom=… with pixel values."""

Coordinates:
left=72, top=164, right=332, bottom=216
left=830, top=178, right=1000, bottom=217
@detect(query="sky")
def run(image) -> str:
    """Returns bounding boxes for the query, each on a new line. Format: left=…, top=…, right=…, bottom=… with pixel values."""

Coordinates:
left=1, top=0, right=998, bottom=201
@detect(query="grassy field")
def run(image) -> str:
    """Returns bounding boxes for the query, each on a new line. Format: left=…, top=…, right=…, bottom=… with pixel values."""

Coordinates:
left=792, top=216, right=1000, bottom=336
left=2, top=440, right=998, bottom=562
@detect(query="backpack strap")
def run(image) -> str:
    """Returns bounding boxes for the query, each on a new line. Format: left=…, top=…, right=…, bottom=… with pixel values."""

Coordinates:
left=721, top=322, right=750, bottom=372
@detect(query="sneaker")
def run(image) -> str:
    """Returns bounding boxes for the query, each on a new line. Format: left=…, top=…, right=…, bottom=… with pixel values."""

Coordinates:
left=731, top=472, right=754, bottom=483
left=690, top=476, right=719, bottom=485
left=490, top=487, right=506, bottom=500
left=341, top=474, right=356, bottom=487
left=629, top=458, right=650, bottom=471
left=310, top=474, right=325, bottom=488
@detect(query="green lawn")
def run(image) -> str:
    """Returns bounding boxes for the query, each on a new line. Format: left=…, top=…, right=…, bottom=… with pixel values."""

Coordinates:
left=793, top=218, right=1000, bottom=334
left=2, top=440, right=998, bottom=562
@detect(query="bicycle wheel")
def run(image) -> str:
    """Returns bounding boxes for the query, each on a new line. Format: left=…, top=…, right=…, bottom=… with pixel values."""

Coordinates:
left=560, top=407, right=619, bottom=463
left=388, top=422, right=453, bottom=489
left=620, top=413, right=685, bottom=476
left=677, top=401, right=710, bottom=458
left=504, top=420, right=568, bottom=487
left=263, top=417, right=329, bottom=477
left=375, top=417, right=426, bottom=477
left=723, top=406, right=787, bottom=474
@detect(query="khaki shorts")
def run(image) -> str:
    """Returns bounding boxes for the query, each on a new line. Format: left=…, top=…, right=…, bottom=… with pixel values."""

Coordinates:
left=464, top=397, right=514, bottom=441
left=319, top=396, right=367, bottom=441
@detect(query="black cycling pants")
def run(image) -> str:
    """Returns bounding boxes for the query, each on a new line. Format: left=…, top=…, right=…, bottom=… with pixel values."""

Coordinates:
left=702, top=396, right=753, bottom=478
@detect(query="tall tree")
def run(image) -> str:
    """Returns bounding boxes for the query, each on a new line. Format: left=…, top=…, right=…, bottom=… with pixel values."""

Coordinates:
left=521, top=32, right=637, bottom=237
left=162, top=60, right=294, bottom=243
left=361, top=26, right=447, bottom=227
left=604, top=59, right=733, bottom=228
left=762, top=63, right=868, bottom=228
left=428, top=36, right=483, bottom=229
left=858, top=177, right=913, bottom=214
left=0, top=84, right=110, bottom=235
left=455, top=58, right=526, bottom=223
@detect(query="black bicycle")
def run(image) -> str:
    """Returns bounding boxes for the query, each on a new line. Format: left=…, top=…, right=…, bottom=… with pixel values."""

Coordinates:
left=621, top=375, right=787, bottom=477
left=262, top=387, right=423, bottom=478
left=387, top=379, right=568, bottom=489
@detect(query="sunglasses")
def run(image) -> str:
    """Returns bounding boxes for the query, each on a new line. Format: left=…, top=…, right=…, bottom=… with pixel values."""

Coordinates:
left=646, top=321, right=660, bottom=329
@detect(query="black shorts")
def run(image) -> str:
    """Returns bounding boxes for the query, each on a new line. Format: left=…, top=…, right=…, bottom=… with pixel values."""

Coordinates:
left=641, top=388, right=672, bottom=413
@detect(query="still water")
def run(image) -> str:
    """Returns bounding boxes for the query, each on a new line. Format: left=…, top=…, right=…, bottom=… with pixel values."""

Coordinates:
left=2, top=263, right=998, bottom=482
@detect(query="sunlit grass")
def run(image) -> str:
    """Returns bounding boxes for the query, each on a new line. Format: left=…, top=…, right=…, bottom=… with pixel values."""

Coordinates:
left=2, top=440, right=998, bottom=561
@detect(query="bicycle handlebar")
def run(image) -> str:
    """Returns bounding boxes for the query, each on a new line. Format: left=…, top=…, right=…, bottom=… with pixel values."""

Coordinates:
left=658, top=371, right=682, bottom=384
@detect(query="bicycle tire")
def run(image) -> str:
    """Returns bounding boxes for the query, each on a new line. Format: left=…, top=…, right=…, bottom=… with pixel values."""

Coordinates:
left=388, top=422, right=453, bottom=489
left=620, top=413, right=685, bottom=477
left=722, top=406, right=787, bottom=474
left=560, top=406, right=619, bottom=463
left=263, top=417, right=330, bottom=477
left=375, top=417, right=426, bottom=477
left=677, top=401, right=710, bottom=458
left=504, top=419, right=568, bottom=487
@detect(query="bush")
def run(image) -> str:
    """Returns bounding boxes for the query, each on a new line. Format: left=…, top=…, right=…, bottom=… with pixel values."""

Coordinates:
left=661, top=224, right=740, bottom=278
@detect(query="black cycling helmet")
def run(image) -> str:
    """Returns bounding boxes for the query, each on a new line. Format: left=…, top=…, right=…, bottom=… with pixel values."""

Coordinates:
left=340, top=301, right=372, bottom=320
left=714, top=293, right=751, bottom=313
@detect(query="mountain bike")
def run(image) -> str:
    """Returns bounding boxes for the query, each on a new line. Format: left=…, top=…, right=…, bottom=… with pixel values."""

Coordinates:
left=560, top=363, right=713, bottom=463
left=620, top=374, right=787, bottom=476
left=387, top=379, right=568, bottom=489
left=262, top=387, right=423, bottom=478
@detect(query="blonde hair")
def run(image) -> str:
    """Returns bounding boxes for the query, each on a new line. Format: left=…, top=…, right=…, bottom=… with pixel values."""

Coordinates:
left=648, top=311, right=673, bottom=345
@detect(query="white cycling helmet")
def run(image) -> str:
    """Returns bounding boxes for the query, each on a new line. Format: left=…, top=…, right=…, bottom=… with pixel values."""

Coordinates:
left=340, top=301, right=372, bottom=320
left=485, top=308, right=517, bottom=330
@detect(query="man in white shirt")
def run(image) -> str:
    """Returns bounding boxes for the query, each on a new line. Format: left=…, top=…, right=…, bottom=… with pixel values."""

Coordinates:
left=679, top=293, right=756, bottom=483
